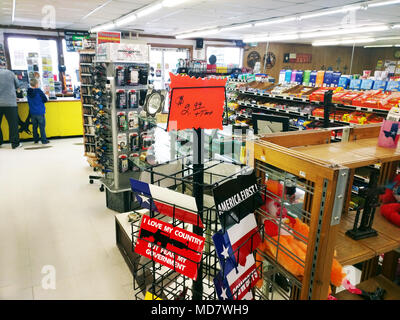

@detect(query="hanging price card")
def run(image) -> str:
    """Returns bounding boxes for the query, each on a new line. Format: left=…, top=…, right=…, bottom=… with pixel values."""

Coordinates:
left=167, top=73, right=227, bottom=131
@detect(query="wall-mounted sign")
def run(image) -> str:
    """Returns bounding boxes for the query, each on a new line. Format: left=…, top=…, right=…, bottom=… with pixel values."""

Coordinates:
left=97, top=31, right=121, bottom=45
left=134, top=215, right=205, bottom=280
left=96, top=43, right=149, bottom=63
left=167, top=73, right=227, bottom=131
left=247, top=51, right=261, bottom=69
left=284, top=53, right=312, bottom=64
left=64, top=30, right=90, bottom=52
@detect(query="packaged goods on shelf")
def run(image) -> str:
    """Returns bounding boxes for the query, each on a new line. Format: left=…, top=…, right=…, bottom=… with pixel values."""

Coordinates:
left=309, top=87, right=342, bottom=102
left=340, top=91, right=365, bottom=105
left=351, top=90, right=382, bottom=106
left=286, top=86, right=319, bottom=98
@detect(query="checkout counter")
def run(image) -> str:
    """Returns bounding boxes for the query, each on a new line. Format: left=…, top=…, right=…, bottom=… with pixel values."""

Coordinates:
left=0, top=97, right=83, bottom=141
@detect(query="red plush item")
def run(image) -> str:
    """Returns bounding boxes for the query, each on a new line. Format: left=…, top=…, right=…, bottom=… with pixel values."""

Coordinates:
left=379, top=174, right=400, bottom=227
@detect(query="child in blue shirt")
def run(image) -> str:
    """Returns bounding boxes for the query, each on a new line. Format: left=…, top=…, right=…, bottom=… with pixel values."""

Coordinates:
left=27, top=79, right=49, bottom=144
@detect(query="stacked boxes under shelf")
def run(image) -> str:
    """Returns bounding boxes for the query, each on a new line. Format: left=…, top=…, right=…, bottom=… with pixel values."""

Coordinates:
left=79, top=51, right=98, bottom=163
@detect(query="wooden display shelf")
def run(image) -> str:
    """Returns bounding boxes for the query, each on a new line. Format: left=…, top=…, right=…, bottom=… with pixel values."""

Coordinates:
left=334, top=274, right=400, bottom=300
left=251, top=123, right=400, bottom=300
left=335, top=231, right=375, bottom=266
left=339, top=212, right=399, bottom=256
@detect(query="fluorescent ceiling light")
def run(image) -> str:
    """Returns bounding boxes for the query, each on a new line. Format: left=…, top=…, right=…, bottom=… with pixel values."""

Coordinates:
left=376, top=36, right=400, bottom=41
left=392, top=24, right=400, bottom=29
left=300, top=25, right=389, bottom=39
left=254, top=17, right=296, bottom=27
left=364, top=44, right=394, bottom=47
left=313, top=38, right=375, bottom=46
left=220, top=23, right=253, bottom=32
left=136, top=3, right=163, bottom=18
left=115, top=13, right=137, bottom=27
left=91, top=22, right=115, bottom=33
left=81, top=0, right=113, bottom=20
left=395, top=44, right=400, bottom=47
left=162, top=0, right=190, bottom=7
left=300, top=5, right=360, bottom=20
left=176, top=28, right=220, bottom=39
left=368, top=0, right=400, bottom=8
left=243, top=33, right=299, bottom=43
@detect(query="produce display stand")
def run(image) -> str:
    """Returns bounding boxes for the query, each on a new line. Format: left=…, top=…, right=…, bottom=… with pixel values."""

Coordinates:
left=249, top=124, right=400, bottom=300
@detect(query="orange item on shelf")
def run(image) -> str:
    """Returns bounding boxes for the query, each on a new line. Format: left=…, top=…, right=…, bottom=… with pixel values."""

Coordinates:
left=352, top=90, right=382, bottom=107
left=309, top=87, right=328, bottom=102
left=315, top=71, right=325, bottom=87
left=329, top=111, right=346, bottom=121
left=341, top=91, right=364, bottom=105
left=366, top=113, right=384, bottom=124
left=348, top=111, right=368, bottom=124
left=312, top=107, right=325, bottom=117
left=332, top=90, right=349, bottom=104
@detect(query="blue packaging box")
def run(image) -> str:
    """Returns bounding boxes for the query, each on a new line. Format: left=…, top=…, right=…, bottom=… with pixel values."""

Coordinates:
left=323, top=71, right=333, bottom=86
left=338, top=77, right=350, bottom=89
left=309, top=70, right=317, bottom=86
left=349, top=79, right=362, bottom=90
left=361, top=79, right=374, bottom=90
left=373, top=80, right=387, bottom=91
left=285, top=70, right=292, bottom=83
left=386, top=81, right=400, bottom=92
left=295, top=70, right=304, bottom=83
left=331, top=72, right=342, bottom=86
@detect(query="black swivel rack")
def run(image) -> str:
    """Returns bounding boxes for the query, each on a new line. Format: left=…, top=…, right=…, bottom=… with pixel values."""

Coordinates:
left=130, top=155, right=266, bottom=300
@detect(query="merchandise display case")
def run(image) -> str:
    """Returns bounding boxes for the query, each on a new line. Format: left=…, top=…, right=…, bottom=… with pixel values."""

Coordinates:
left=79, top=50, right=97, bottom=162
left=123, top=156, right=260, bottom=300
left=248, top=124, right=400, bottom=299
left=227, top=79, right=393, bottom=130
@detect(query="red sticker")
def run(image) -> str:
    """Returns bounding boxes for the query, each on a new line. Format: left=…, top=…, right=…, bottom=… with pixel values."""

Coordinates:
left=134, top=215, right=205, bottom=280
left=167, top=73, right=227, bottom=131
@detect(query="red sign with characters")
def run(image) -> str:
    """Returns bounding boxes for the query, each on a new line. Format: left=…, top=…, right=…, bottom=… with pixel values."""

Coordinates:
left=134, top=215, right=205, bottom=280
left=167, top=73, right=227, bottom=131
left=97, top=31, right=121, bottom=44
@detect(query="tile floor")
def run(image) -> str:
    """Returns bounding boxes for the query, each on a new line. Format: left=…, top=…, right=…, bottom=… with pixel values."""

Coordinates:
left=0, top=138, right=135, bottom=300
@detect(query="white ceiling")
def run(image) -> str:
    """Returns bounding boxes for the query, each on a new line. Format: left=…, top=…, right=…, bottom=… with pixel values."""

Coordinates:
left=0, top=0, right=400, bottom=45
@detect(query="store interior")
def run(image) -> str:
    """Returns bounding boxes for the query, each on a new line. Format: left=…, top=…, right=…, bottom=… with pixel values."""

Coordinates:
left=1, top=0, right=400, bottom=301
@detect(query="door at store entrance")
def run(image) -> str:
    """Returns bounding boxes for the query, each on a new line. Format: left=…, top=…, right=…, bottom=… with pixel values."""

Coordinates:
left=150, top=47, right=189, bottom=112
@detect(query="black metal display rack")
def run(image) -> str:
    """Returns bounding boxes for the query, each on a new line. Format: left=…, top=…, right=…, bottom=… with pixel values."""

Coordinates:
left=129, top=153, right=267, bottom=300
left=92, top=58, right=153, bottom=212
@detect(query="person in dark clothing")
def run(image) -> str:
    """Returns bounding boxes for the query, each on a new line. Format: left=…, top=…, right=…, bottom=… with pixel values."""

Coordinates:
left=27, top=79, right=49, bottom=144
left=0, top=68, right=21, bottom=149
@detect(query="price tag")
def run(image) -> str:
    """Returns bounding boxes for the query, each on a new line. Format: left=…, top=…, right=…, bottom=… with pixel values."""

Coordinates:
left=167, top=73, right=227, bottom=131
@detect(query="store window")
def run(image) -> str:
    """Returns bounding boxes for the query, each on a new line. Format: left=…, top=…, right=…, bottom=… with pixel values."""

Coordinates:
left=7, top=36, right=59, bottom=95
left=62, top=39, right=80, bottom=91
left=150, top=47, right=190, bottom=90
left=206, top=46, right=243, bottom=68
left=149, top=47, right=190, bottom=112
